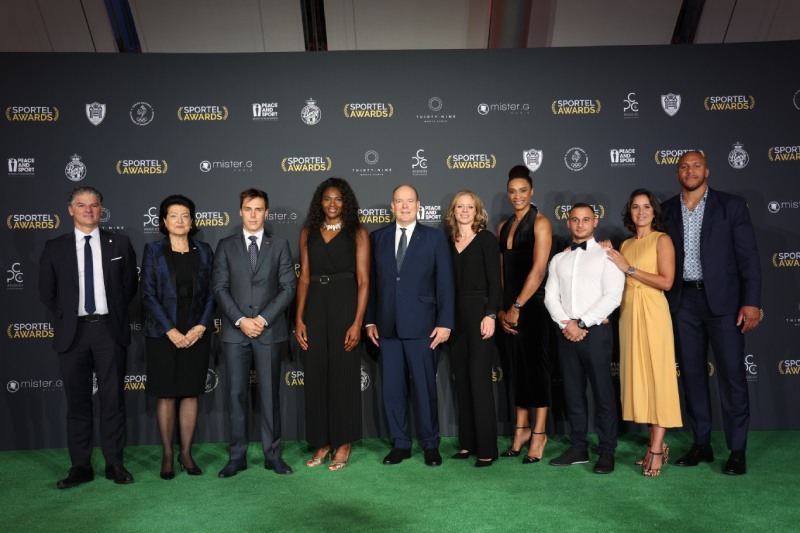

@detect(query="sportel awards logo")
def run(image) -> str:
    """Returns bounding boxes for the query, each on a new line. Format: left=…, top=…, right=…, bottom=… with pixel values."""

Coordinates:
left=661, top=93, right=681, bottom=116
left=143, top=207, right=160, bottom=233
left=778, top=359, right=800, bottom=375
left=654, top=148, right=702, bottom=165
left=704, top=95, right=755, bottom=111
left=7, top=322, right=53, bottom=339
left=554, top=204, right=605, bottom=221
left=772, top=252, right=800, bottom=268
left=361, top=366, right=370, bottom=392
left=285, top=370, right=305, bottom=386
left=446, top=153, right=496, bottom=170
left=610, top=149, right=636, bottom=168
left=65, top=154, right=87, bottom=181
left=728, top=142, right=749, bottom=169
left=7, top=158, right=35, bottom=176
left=6, top=262, right=23, bottom=290
left=564, top=147, right=588, bottom=171
left=281, top=156, right=332, bottom=172
left=177, top=105, right=228, bottom=121
left=768, top=145, right=800, bottom=162
left=7, top=213, right=60, bottom=230
left=491, top=366, right=504, bottom=382
left=130, top=102, right=154, bottom=126
left=359, top=207, right=393, bottom=225
left=86, top=102, right=106, bottom=125
left=416, top=96, right=455, bottom=124
left=551, top=99, right=601, bottom=115
left=744, top=354, right=758, bottom=382
left=623, top=92, right=639, bottom=119
left=343, top=102, right=393, bottom=118
left=412, top=149, right=428, bottom=176
left=523, top=149, right=543, bottom=172
left=116, top=159, right=168, bottom=175
left=5, top=106, right=59, bottom=122
left=194, top=211, right=230, bottom=228
left=353, top=150, right=391, bottom=177
left=123, top=374, right=147, bottom=391
left=301, top=98, right=321, bottom=125
left=252, top=102, right=278, bottom=121
left=767, top=200, right=800, bottom=214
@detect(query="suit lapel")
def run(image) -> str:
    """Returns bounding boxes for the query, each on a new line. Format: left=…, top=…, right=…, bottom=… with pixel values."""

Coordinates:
left=99, top=230, right=113, bottom=293
left=700, top=188, right=718, bottom=250
left=161, top=238, right=178, bottom=293
left=398, top=223, right=424, bottom=274
left=66, top=232, right=79, bottom=288
left=257, top=235, right=272, bottom=274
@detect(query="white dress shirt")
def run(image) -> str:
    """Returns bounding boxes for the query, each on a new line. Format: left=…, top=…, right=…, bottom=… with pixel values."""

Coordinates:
left=74, top=227, right=109, bottom=316
left=543, top=238, right=624, bottom=329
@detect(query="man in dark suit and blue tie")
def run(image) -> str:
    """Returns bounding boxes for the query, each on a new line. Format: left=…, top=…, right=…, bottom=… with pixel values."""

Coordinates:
left=212, top=188, right=296, bottom=477
left=365, top=185, right=455, bottom=467
left=39, top=186, right=138, bottom=488
left=662, top=151, right=762, bottom=475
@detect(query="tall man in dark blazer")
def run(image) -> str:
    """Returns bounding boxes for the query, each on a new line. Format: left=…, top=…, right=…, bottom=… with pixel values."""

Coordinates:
left=663, top=151, right=762, bottom=475
left=365, top=185, right=454, bottom=467
left=39, top=186, right=138, bottom=488
left=212, top=188, right=296, bottom=477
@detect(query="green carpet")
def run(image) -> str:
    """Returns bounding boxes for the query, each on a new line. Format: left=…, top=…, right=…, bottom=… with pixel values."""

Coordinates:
left=1, top=431, right=796, bottom=532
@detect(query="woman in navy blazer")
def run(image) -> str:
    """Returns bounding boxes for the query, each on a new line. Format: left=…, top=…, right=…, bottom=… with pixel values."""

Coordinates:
left=141, top=195, right=215, bottom=479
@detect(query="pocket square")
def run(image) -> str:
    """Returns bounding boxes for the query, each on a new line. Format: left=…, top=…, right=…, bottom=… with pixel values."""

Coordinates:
left=110, top=256, right=123, bottom=261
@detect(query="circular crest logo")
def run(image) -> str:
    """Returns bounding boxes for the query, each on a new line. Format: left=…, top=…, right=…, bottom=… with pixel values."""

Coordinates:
left=100, top=208, right=111, bottom=223
left=793, top=89, right=800, bottom=111
left=200, top=161, right=211, bottom=172
left=523, top=148, right=543, bottom=172
left=728, top=142, right=749, bottom=169
left=477, top=103, right=489, bottom=115
left=365, top=150, right=379, bottom=165
left=130, top=102, right=154, bottom=126
left=7, top=380, right=20, bottom=393
left=205, top=369, right=219, bottom=393
left=768, top=201, right=780, bottom=213
left=360, top=366, right=370, bottom=392
left=301, top=98, right=321, bottom=125
left=65, top=154, right=87, bottom=181
left=564, top=147, right=588, bottom=171
left=428, top=97, right=443, bottom=112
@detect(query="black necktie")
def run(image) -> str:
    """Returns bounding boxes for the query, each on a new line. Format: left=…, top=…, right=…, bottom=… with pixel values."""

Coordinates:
left=248, top=236, right=258, bottom=272
left=84, top=235, right=96, bottom=314
left=570, top=241, right=587, bottom=251
left=396, top=228, right=407, bottom=272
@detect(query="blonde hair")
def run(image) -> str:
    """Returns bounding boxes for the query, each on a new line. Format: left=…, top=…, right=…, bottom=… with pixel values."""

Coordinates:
left=445, top=190, right=488, bottom=241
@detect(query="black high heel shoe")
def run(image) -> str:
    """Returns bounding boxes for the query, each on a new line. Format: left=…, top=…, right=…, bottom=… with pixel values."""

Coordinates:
left=501, top=426, right=532, bottom=457
left=160, top=457, right=175, bottom=480
left=522, top=431, right=547, bottom=464
left=178, top=454, right=203, bottom=476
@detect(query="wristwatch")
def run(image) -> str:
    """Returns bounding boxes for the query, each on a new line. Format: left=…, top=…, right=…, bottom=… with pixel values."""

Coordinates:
left=486, top=313, right=497, bottom=320
left=513, top=301, right=523, bottom=309
left=577, top=319, right=587, bottom=329
left=627, top=266, right=635, bottom=276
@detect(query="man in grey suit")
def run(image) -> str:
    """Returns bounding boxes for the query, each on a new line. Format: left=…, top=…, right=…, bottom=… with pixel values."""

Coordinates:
left=212, top=188, right=297, bottom=477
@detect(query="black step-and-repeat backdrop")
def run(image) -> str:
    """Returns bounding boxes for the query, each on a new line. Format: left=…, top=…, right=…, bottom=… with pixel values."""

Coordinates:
left=2, top=42, right=799, bottom=451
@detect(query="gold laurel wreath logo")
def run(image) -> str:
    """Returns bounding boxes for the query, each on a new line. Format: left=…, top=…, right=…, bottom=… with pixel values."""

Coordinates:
left=554, top=206, right=561, bottom=219
left=654, top=150, right=661, bottom=165
left=491, top=155, right=497, bottom=168
left=162, top=160, right=168, bottom=173
left=768, top=147, right=774, bottom=161
left=53, top=107, right=60, bottom=121
left=493, top=366, right=503, bottom=382
left=749, top=95, right=755, bottom=109
left=772, top=253, right=779, bottom=267
left=778, top=360, right=784, bottom=375
left=595, top=100, right=601, bottom=113
left=596, top=205, right=605, bottom=218
left=222, top=107, right=229, bottom=120
left=704, top=97, right=710, bottom=111
left=54, top=214, right=60, bottom=228
left=6, top=324, right=12, bottom=339
left=708, top=362, right=715, bottom=377
left=6, top=215, right=12, bottom=229
left=285, top=371, right=291, bottom=386
left=281, top=159, right=288, bottom=172
left=388, top=103, right=394, bottom=117
left=116, top=161, right=122, bottom=174
left=223, top=212, right=230, bottom=225
left=343, top=104, right=350, bottom=118
left=759, top=308, right=765, bottom=321
left=325, top=157, right=332, bottom=170
left=177, top=107, right=183, bottom=121
left=551, top=101, right=557, bottom=114
left=5, top=107, right=11, bottom=120
left=446, top=155, right=453, bottom=169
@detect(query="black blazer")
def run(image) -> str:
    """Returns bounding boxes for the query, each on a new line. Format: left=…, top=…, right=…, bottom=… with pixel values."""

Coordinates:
left=140, top=238, right=215, bottom=338
left=39, top=229, right=138, bottom=352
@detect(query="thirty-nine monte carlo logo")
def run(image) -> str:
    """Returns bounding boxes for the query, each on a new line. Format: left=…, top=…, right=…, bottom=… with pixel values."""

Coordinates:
left=343, top=102, right=393, bottom=118
left=564, top=147, right=588, bottom=171
left=654, top=148, right=702, bottom=165
left=7, top=212, right=59, bottom=230
left=301, top=98, right=321, bottom=125
left=252, top=102, right=278, bottom=121
left=523, top=149, right=543, bottom=172
left=551, top=98, right=601, bottom=115
left=130, top=102, right=154, bottom=126
left=704, top=95, right=755, bottom=111
left=553, top=203, right=606, bottom=221
left=446, top=153, right=496, bottom=170
left=353, top=150, right=391, bottom=177
left=5, top=105, right=59, bottom=122
left=8, top=158, right=35, bottom=176
left=65, top=154, right=87, bottom=181
left=86, top=102, right=106, bottom=125
left=417, top=97, right=455, bottom=124
left=177, top=105, right=229, bottom=121
left=728, top=142, right=749, bottom=169
left=116, top=159, right=168, bottom=175
left=281, top=155, right=332, bottom=172
left=768, top=145, right=800, bottom=162
left=661, top=93, right=681, bottom=116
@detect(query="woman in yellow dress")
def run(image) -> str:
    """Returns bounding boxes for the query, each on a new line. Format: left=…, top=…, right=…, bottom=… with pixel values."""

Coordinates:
left=607, top=189, right=682, bottom=476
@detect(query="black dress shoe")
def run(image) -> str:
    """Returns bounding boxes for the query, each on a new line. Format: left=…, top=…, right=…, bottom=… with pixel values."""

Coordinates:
left=450, top=451, right=471, bottom=459
left=724, top=451, right=746, bottom=475
left=474, top=459, right=493, bottom=468
left=265, top=458, right=293, bottom=475
left=160, top=470, right=175, bottom=480
left=549, top=447, right=589, bottom=466
left=178, top=455, right=203, bottom=476
left=424, top=448, right=442, bottom=467
left=218, top=461, right=247, bottom=478
left=104, top=463, right=134, bottom=484
left=593, top=453, right=615, bottom=474
left=675, top=444, right=714, bottom=467
left=383, top=448, right=411, bottom=465
left=56, top=466, right=94, bottom=489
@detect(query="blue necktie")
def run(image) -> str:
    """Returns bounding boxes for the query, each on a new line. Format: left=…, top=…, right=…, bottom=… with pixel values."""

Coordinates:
left=396, top=228, right=407, bottom=272
left=248, top=236, right=258, bottom=272
left=84, top=235, right=96, bottom=314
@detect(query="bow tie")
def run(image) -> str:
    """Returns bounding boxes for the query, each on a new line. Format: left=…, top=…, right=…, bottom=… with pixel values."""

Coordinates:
left=570, top=241, right=587, bottom=251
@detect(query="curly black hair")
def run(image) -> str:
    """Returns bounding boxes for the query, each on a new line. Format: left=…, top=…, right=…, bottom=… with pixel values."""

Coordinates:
left=302, top=177, right=362, bottom=239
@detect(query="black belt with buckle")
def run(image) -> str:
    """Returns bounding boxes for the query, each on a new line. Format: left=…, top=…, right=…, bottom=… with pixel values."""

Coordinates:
left=682, top=280, right=705, bottom=290
left=310, top=272, right=355, bottom=285
left=78, top=313, right=108, bottom=322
